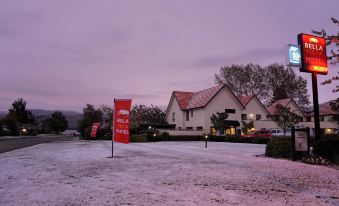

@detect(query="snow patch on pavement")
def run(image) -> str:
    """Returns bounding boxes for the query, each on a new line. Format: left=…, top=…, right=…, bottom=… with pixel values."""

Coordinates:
left=0, top=141, right=338, bottom=205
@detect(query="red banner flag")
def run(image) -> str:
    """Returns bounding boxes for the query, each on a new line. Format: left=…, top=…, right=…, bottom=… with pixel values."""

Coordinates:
left=113, top=99, right=132, bottom=144
left=90, top=123, right=100, bottom=138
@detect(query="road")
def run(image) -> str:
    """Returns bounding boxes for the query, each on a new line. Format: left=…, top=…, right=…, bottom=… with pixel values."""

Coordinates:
left=0, top=135, right=73, bottom=154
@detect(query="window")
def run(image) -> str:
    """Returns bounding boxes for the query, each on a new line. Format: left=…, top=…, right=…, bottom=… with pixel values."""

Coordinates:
left=191, top=110, right=193, bottom=117
left=178, top=127, right=181, bottom=130
left=306, top=116, right=311, bottom=122
left=241, top=114, right=247, bottom=120
left=226, top=127, right=236, bottom=135
left=319, top=116, right=324, bottom=121
left=256, top=114, right=261, bottom=120
left=210, top=127, right=216, bottom=134
left=197, top=126, right=203, bottom=130
left=186, top=111, right=189, bottom=121
left=172, top=112, right=175, bottom=122
left=186, top=127, right=193, bottom=130
left=225, top=109, right=236, bottom=114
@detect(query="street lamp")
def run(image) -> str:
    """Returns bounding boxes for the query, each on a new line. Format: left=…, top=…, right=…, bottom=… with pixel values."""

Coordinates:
left=153, top=133, right=156, bottom=143
left=205, top=134, right=208, bottom=148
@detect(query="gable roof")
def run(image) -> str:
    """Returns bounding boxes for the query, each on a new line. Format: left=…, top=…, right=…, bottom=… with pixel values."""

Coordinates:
left=172, top=85, right=244, bottom=110
left=309, top=100, right=337, bottom=116
left=267, top=99, right=291, bottom=115
left=267, top=98, right=305, bottom=116
left=236, top=95, right=254, bottom=106
left=173, top=91, right=194, bottom=110
left=237, top=95, right=270, bottom=115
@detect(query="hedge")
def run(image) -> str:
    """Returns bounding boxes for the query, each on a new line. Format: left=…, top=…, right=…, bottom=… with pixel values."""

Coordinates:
left=313, top=134, right=339, bottom=164
left=265, top=137, right=292, bottom=158
left=86, top=132, right=270, bottom=145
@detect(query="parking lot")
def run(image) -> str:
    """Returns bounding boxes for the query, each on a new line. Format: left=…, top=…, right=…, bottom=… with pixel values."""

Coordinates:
left=0, top=140, right=338, bottom=205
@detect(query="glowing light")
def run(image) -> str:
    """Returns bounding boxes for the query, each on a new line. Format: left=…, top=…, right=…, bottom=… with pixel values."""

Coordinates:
left=312, top=66, right=328, bottom=73
left=309, top=37, right=318, bottom=43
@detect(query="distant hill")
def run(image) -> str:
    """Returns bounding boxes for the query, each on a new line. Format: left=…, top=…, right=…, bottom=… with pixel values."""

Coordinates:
left=0, top=109, right=83, bottom=130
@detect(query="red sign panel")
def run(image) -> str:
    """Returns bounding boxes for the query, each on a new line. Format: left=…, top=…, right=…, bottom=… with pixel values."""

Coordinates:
left=90, top=123, right=100, bottom=138
left=298, top=33, right=328, bottom=75
left=113, top=99, right=132, bottom=144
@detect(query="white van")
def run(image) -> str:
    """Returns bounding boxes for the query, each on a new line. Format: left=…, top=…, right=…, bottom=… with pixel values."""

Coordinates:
left=271, top=128, right=291, bottom=137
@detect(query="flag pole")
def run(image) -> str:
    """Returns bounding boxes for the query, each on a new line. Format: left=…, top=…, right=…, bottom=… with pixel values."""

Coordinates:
left=112, top=99, right=115, bottom=158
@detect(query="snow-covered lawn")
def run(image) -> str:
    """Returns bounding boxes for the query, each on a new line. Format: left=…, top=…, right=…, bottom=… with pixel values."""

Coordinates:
left=0, top=141, right=338, bottom=206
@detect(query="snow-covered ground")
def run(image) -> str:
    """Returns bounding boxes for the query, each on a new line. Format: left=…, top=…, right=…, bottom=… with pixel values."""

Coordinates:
left=0, top=141, right=338, bottom=206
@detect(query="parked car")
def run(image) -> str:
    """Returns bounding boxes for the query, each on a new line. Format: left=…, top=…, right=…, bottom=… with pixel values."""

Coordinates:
left=241, top=130, right=272, bottom=138
left=271, top=128, right=291, bottom=137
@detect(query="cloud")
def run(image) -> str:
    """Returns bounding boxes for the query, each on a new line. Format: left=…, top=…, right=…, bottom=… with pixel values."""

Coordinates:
left=171, top=47, right=286, bottom=69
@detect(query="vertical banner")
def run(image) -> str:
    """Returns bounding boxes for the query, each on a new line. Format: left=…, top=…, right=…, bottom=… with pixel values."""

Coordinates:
left=90, top=123, right=100, bottom=138
left=113, top=99, right=132, bottom=144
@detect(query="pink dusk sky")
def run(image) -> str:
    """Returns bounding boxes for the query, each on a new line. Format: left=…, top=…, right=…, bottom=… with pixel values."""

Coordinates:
left=0, top=0, right=338, bottom=112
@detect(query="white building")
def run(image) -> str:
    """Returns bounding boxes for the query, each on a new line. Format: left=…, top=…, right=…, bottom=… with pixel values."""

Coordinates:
left=165, top=85, right=338, bottom=135
left=306, top=100, right=338, bottom=135
left=166, top=85, right=276, bottom=135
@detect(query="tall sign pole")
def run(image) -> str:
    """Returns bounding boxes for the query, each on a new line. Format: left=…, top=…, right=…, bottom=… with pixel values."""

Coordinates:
left=311, top=73, right=321, bottom=141
left=297, top=33, right=328, bottom=141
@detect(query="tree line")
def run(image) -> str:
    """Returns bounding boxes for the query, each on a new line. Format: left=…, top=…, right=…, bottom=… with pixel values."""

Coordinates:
left=77, top=104, right=167, bottom=139
left=0, top=98, right=68, bottom=136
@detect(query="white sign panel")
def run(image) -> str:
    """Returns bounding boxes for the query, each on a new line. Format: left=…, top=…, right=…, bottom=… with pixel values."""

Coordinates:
left=288, top=44, right=301, bottom=67
left=295, top=131, right=308, bottom=152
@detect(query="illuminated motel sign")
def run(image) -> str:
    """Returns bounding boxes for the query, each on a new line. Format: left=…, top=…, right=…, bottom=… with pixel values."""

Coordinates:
left=297, top=33, right=328, bottom=75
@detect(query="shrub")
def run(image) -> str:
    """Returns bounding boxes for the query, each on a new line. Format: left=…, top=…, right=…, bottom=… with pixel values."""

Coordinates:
left=167, top=135, right=203, bottom=141
left=130, top=134, right=148, bottom=143
left=265, top=137, right=291, bottom=158
left=313, top=134, right=339, bottom=164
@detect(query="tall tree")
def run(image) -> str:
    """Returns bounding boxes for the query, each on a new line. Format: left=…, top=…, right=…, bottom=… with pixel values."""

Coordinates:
left=273, top=104, right=302, bottom=138
left=99, top=105, right=114, bottom=135
left=215, top=64, right=268, bottom=101
left=77, top=104, right=103, bottom=138
left=3, top=114, right=18, bottom=136
left=130, top=104, right=167, bottom=132
left=265, top=64, right=310, bottom=109
left=215, top=63, right=310, bottom=109
left=210, top=112, right=229, bottom=135
left=7, top=98, right=36, bottom=125
left=43, top=111, right=68, bottom=134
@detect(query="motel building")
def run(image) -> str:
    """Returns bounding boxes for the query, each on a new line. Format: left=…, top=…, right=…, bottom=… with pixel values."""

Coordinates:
left=165, top=85, right=338, bottom=136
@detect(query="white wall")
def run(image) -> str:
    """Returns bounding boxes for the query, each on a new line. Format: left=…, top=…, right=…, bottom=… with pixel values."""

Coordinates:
left=242, top=97, right=269, bottom=121
left=286, top=101, right=305, bottom=121
left=166, top=96, right=184, bottom=129
left=184, top=108, right=205, bottom=129
left=205, top=87, right=244, bottom=134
